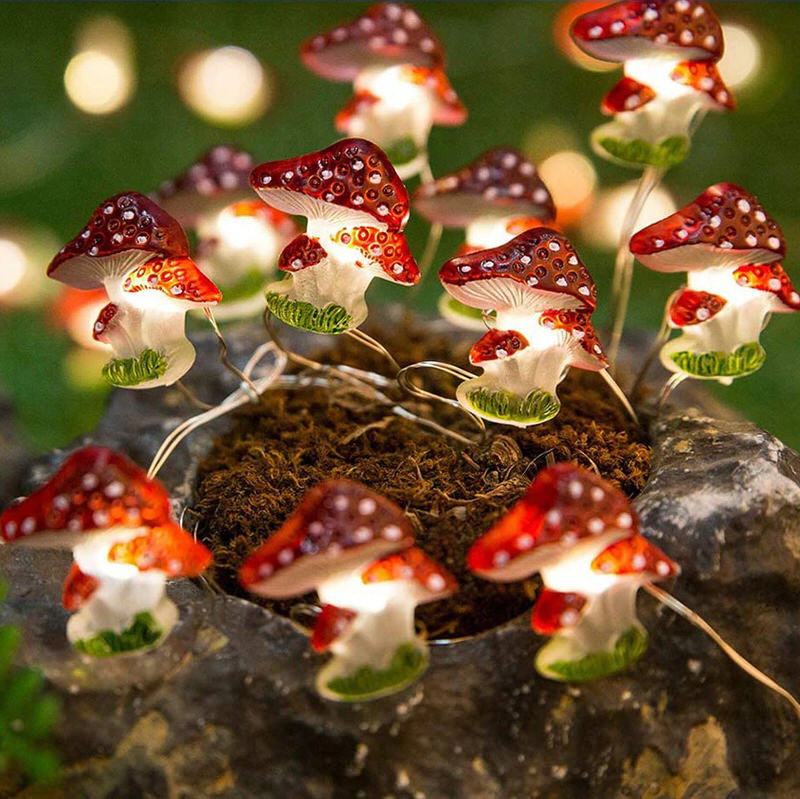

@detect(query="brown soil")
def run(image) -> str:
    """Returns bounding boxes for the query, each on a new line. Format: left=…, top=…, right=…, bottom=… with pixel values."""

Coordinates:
left=192, top=317, right=651, bottom=639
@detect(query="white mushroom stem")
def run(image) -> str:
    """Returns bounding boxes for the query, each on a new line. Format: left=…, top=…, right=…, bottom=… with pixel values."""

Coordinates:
left=66, top=528, right=177, bottom=646
left=464, top=217, right=523, bottom=250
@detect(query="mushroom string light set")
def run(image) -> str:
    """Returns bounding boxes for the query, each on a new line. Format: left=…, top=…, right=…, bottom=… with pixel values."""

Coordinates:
left=414, top=147, right=556, bottom=330
left=570, top=0, right=735, bottom=365
left=630, top=182, right=797, bottom=398
left=0, top=447, right=211, bottom=656
left=239, top=480, right=456, bottom=701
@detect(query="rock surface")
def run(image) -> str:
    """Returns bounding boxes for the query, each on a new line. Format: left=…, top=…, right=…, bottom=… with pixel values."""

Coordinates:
left=1, top=326, right=798, bottom=798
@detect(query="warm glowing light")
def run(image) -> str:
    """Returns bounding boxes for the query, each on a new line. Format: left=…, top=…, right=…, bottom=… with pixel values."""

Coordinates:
left=178, top=46, right=271, bottom=127
left=64, top=50, right=133, bottom=115
left=580, top=182, right=676, bottom=250
left=539, top=151, right=597, bottom=226
left=719, top=23, right=762, bottom=90
left=0, top=239, right=28, bottom=297
left=554, top=2, right=618, bottom=73
left=54, top=288, right=111, bottom=351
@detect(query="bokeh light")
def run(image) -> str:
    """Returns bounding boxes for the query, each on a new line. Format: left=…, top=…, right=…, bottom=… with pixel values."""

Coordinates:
left=719, top=23, right=762, bottom=90
left=538, top=151, right=598, bottom=227
left=0, top=224, right=60, bottom=307
left=53, top=288, right=111, bottom=351
left=0, top=239, right=28, bottom=299
left=177, top=46, right=272, bottom=127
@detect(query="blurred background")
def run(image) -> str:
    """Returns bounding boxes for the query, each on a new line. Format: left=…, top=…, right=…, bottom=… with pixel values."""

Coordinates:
left=1, top=1, right=798, bottom=451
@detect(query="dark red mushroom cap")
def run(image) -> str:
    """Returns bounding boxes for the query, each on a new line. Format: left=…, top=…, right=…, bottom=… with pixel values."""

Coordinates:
left=361, top=546, right=457, bottom=602
left=467, top=463, right=637, bottom=582
left=670, top=60, right=735, bottom=110
left=122, top=256, right=222, bottom=305
left=62, top=563, right=100, bottom=611
left=439, top=228, right=597, bottom=314
left=335, top=90, right=381, bottom=133
left=571, top=1, right=723, bottom=63
left=591, top=533, right=679, bottom=580
left=630, top=183, right=785, bottom=273
left=668, top=288, right=727, bottom=326
left=539, top=310, right=608, bottom=371
left=311, top=604, right=358, bottom=652
left=469, top=329, right=530, bottom=366
left=250, top=139, right=410, bottom=232
left=301, top=2, right=443, bottom=83
left=601, top=76, right=656, bottom=115
left=401, top=65, right=467, bottom=126
left=531, top=588, right=588, bottom=635
left=733, top=264, right=800, bottom=313
left=415, top=148, right=555, bottom=228
left=155, top=145, right=255, bottom=225
left=238, top=480, right=415, bottom=599
left=331, top=227, right=420, bottom=284
left=48, top=193, right=189, bottom=291
left=107, top=522, right=212, bottom=578
left=278, top=234, right=329, bottom=273
left=92, top=302, right=119, bottom=343
left=0, top=447, right=172, bottom=548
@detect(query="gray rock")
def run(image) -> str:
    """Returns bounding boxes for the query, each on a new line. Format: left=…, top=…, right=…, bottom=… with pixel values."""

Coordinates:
left=1, top=324, right=798, bottom=798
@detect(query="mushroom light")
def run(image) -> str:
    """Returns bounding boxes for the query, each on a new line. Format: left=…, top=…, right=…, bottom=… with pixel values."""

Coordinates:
left=630, top=183, right=795, bottom=388
left=0, top=447, right=211, bottom=656
left=239, top=480, right=455, bottom=701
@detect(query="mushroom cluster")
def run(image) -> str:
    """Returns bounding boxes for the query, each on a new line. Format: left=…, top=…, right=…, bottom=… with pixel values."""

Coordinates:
left=438, top=228, right=606, bottom=426
left=47, top=192, right=221, bottom=389
left=415, top=147, right=556, bottom=329
left=252, top=138, right=420, bottom=334
left=570, top=0, right=734, bottom=168
left=301, top=2, right=466, bottom=178
left=239, top=480, right=455, bottom=701
left=0, top=447, right=211, bottom=656
left=469, top=463, right=678, bottom=681
left=157, top=146, right=298, bottom=318
left=630, top=182, right=796, bottom=383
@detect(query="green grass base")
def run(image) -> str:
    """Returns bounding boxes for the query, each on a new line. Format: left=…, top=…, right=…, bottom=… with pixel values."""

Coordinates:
left=324, top=643, right=429, bottom=701
left=466, top=386, right=560, bottom=425
left=384, top=136, right=419, bottom=167
left=540, top=626, right=648, bottom=682
left=597, top=135, right=689, bottom=168
left=220, top=268, right=266, bottom=303
left=73, top=612, right=163, bottom=658
left=669, top=341, right=766, bottom=379
left=101, top=348, right=167, bottom=387
left=265, top=292, right=352, bottom=334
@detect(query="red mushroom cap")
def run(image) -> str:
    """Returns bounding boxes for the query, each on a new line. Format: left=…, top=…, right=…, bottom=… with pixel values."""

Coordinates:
left=630, top=183, right=785, bottom=272
left=401, top=65, right=467, bottom=126
left=531, top=588, right=588, bottom=635
left=668, top=288, right=727, bottom=326
left=733, top=264, right=800, bottom=313
left=539, top=309, right=609, bottom=372
left=122, top=256, right=222, bottom=305
left=48, top=193, right=189, bottom=291
left=311, top=604, right=358, bottom=652
left=238, top=480, right=414, bottom=599
left=670, top=60, right=735, bottom=110
left=155, top=145, right=255, bottom=226
left=468, top=328, right=530, bottom=366
left=331, top=227, right=420, bottom=284
left=591, top=533, right=679, bottom=580
left=62, top=563, right=100, bottom=612
left=301, top=2, right=444, bottom=83
left=92, top=302, right=119, bottom=343
left=571, top=1, right=723, bottom=63
left=1, top=447, right=172, bottom=548
left=107, top=522, right=212, bottom=578
left=278, top=234, right=329, bottom=273
left=335, top=90, right=381, bottom=133
left=601, top=76, right=656, bottom=115
left=361, top=546, right=457, bottom=602
left=439, top=228, right=597, bottom=313
left=467, top=463, right=637, bottom=582
left=415, top=148, right=555, bottom=228
left=250, top=139, right=410, bottom=232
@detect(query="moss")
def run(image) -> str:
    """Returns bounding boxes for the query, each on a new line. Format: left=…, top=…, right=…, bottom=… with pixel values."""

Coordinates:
left=597, top=135, right=689, bottom=168
left=193, top=318, right=651, bottom=638
left=323, top=643, right=428, bottom=701
left=102, top=348, right=167, bottom=387
left=466, top=386, right=560, bottom=425
left=384, top=136, right=419, bottom=167
left=669, top=342, right=766, bottom=379
left=73, top=612, right=162, bottom=657
left=265, top=292, right=352, bottom=335
left=541, top=626, right=649, bottom=682
left=221, top=269, right=267, bottom=303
